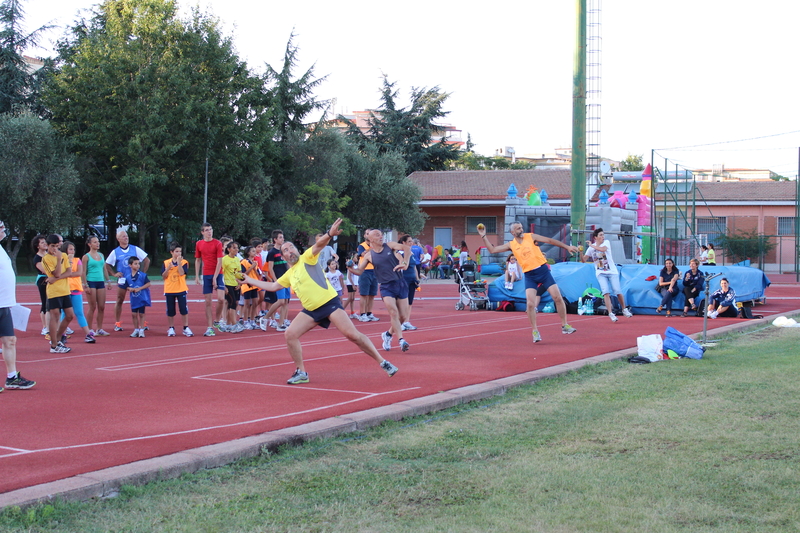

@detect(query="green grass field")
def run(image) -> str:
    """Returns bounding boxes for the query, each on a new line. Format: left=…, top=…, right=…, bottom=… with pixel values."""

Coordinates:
left=3, top=325, right=799, bottom=532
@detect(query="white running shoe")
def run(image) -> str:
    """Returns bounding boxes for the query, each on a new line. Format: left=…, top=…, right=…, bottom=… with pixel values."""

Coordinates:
left=183, top=327, right=194, bottom=337
left=381, top=331, right=392, bottom=351
left=283, top=319, right=291, bottom=327
left=167, top=327, right=176, bottom=337
left=41, top=328, right=49, bottom=336
left=622, top=307, right=633, bottom=318
left=368, top=314, right=380, bottom=322
left=350, top=313, right=360, bottom=319
left=609, top=312, right=618, bottom=322
left=130, top=329, right=140, bottom=338
left=358, top=314, right=370, bottom=322
left=401, top=322, right=417, bottom=331
left=65, top=327, right=74, bottom=335
left=399, top=338, right=410, bottom=352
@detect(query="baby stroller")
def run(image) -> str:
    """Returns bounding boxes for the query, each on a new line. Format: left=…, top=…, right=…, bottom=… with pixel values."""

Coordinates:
left=455, top=260, right=488, bottom=311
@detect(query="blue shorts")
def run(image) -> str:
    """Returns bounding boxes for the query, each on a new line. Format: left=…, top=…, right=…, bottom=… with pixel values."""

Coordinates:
left=524, top=264, right=556, bottom=293
left=358, top=269, right=378, bottom=296
left=301, top=296, right=343, bottom=329
left=0, top=307, right=14, bottom=337
left=202, top=274, right=225, bottom=294
left=272, top=287, right=290, bottom=300
left=131, top=306, right=146, bottom=314
left=87, top=280, right=106, bottom=290
left=380, top=278, right=409, bottom=300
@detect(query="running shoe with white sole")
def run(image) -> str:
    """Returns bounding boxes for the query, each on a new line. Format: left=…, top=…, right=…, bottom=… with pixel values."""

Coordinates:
left=65, top=327, right=74, bottom=335
left=562, top=324, right=577, bottom=334
left=276, top=325, right=287, bottom=332
left=203, top=327, right=216, bottom=337
left=114, top=322, right=124, bottom=332
left=609, top=312, right=618, bottom=323
left=358, top=314, right=370, bottom=322
left=96, top=329, right=110, bottom=336
left=138, top=329, right=146, bottom=338
left=368, top=314, right=380, bottom=322
left=399, top=338, right=410, bottom=352
left=50, top=342, right=71, bottom=354
left=532, top=330, right=542, bottom=343
left=5, top=373, right=36, bottom=390
left=283, top=319, right=291, bottom=327
left=167, top=327, right=176, bottom=337
left=401, top=322, right=417, bottom=331
left=381, top=360, right=398, bottom=377
left=183, top=327, right=194, bottom=337
left=381, top=331, right=392, bottom=351
left=287, top=369, right=309, bottom=384
left=622, top=307, right=633, bottom=318
left=84, top=334, right=96, bottom=343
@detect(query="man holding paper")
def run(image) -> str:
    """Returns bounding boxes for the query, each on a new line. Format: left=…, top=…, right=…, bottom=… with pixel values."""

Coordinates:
left=0, top=220, right=36, bottom=392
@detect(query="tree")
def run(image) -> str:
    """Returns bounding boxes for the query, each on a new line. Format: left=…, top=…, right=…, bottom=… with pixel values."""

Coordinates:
left=340, top=76, right=460, bottom=175
left=451, top=151, right=535, bottom=170
left=0, top=0, right=51, bottom=115
left=0, top=112, right=79, bottom=271
left=44, top=0, right=273, bottom=249
left=619, top=154, right=644, bottom=171
left=718, top=229, right=775, bottom=265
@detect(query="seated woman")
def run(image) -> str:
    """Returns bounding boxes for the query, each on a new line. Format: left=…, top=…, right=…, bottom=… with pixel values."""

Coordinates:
left=504, top=254, right=522, bottom=289
left=707, top=277, right=738, bottom=318
left=656, top=258, right=680, bottom=317
left=439, top=251, right=454, bottom=279
left=681, top=258, right=705, bottom=317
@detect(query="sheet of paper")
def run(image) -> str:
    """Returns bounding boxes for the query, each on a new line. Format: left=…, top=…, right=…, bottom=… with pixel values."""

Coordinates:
left=10, top=304, right=31, bottom=332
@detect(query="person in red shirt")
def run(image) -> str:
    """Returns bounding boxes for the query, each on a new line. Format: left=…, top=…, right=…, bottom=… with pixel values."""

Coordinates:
left=194, top=223, right=224, bottom=337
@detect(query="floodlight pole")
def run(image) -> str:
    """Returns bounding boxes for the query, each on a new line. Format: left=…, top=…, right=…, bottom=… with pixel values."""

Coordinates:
left=570, top=0, right=587, bottom=253
left=701, top=272, right=721, bottom=346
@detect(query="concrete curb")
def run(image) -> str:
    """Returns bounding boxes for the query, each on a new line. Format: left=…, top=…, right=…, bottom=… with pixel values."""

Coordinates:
left=2, top=310, right=797, bottom=511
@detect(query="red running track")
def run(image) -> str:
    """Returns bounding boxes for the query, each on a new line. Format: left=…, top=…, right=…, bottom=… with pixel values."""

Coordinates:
left=2, top=279, right=799, bottom=494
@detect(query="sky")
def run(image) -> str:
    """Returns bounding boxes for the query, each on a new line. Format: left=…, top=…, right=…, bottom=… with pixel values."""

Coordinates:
left=23, top=0, right=800, bottom=178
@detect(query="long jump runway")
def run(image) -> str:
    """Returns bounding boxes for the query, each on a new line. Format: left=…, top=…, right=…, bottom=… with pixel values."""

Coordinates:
left=2, top=280, right=799, bottom=496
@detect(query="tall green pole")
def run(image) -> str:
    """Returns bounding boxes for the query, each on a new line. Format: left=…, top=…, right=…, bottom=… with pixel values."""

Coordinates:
left=571, top=0, right=587, bottom=248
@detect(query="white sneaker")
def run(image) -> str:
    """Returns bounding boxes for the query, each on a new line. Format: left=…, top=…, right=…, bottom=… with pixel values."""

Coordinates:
left=622, top=307, right=633, bottom=318
left=708, top=310, right=718, bottom=319
left=381, top=331, right=392, bottom=351
left=283, top=319, right=291, bottom=327
left=41, top=328, right=49, bottom=336
left=65, top=327, right=74, bottom=335
left=138, top=329, right=146, bottom=338
left=401, top=322, right=417, bottom=331
left=358, top=314, right=370, bottom=322
left=276, top=324, right=288, bottom=332
left=350, top=313, right=360, bottom=319
left=130, top=329, right=140, bottom=338
left=167, top=327, right=176, bottom=337
left=269, top=319, right=279, bottom=329
left=368, top=314, right=380, bottom=322
left=183, top=327, right=194, bottom=337
left=258, top=318, right=268, bottom=331
left=609, top=312, right=618, bottom=323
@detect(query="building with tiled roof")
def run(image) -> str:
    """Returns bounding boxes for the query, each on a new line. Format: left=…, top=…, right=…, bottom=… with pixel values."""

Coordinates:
left=409, top=170, right=798, bottom=271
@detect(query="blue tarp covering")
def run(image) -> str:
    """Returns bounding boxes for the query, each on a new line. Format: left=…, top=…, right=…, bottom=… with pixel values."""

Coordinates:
left=487, top=263, right=770, bottom=314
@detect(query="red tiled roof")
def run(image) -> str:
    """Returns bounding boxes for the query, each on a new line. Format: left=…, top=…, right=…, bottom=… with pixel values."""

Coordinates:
left=409, top=169, right=572, bottom=200
left=693, top=181, right=797, bottom=201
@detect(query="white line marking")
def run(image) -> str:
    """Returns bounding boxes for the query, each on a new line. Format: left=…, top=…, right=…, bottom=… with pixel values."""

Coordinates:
left=1, top=386, right=421, bottom=457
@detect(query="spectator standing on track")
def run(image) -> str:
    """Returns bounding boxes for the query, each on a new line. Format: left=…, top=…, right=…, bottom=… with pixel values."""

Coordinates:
left=314, top=232, right=338, bottom=273
left=397, top=234, right=420, bottom=331
left=162, top=242, right=193, bottom=337
left=344, top=253, right=359, bottom=318
left=194, top=223, right=224, bottom=337
left=120, top=257, right=151, bottom=338
left=349, top=229, right=412, bottom=352
left=411, top=239, right=424, bottom=277
left=356, top=229, right=379, bottom=322
left=0, top=220, right=36, bottom=392
left=61, top=241, right=96, bottom=343
left=242, top=218, right=398, bottom=384
left=265, top=230, right=292, bottom=332
left=583, top=228, right=633, bottom=322
left=106, top=230, right=149, bottom=332
left=478, top=221, right=579, bottom=343
left=325, top=258, right=345, bottom=299
left=42, top=234, right=74, bottom=353
left=31, top=234, right=49, bottom=336
left=82, top=235, right=109, bottom=336
left=222, top=241, right=245, bottom=333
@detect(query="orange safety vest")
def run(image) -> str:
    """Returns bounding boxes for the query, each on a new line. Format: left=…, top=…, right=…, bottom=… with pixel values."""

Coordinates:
left=509, top=234, right=547, bottom=272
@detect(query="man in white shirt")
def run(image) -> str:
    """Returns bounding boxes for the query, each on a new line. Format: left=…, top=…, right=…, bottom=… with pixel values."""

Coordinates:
left=0, top=220, right=36, bottom=392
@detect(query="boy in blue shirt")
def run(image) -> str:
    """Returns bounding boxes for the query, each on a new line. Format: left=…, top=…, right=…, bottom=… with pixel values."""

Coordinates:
left=120, top=257, right=151, bottom=337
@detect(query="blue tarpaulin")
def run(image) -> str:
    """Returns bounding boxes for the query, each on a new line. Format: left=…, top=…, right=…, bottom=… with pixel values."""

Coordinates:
left=487, top=263, right=770, bottom=314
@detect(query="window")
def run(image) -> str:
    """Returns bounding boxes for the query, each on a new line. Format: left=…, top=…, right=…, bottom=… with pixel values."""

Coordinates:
left=778, top=217, right=797, bottom=236
left=696, top=217, right=726, bottom=235
left=466, top=217, right=496, bottom=235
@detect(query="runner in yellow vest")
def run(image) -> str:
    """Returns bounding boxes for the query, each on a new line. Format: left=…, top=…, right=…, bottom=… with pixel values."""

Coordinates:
left=479, top=221, right=579, bottom=343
